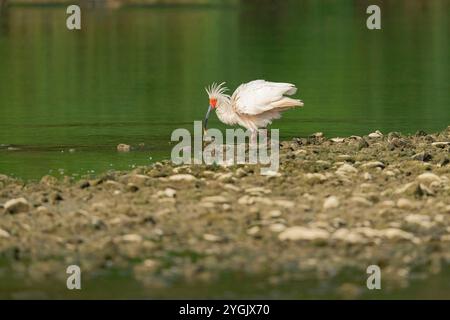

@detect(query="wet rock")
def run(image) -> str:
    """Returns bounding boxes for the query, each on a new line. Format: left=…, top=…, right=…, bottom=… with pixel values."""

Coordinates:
left=323, top=196, right=340, bottom=210
left=5, top=198, right=30, bottom=214
left=279, top=226, right=329, bottom=242
left=117, top=144, right=131, bottom=152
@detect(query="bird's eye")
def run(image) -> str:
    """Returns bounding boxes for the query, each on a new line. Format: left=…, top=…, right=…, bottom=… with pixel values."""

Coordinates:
left=210, top=99, right=217, bottom=107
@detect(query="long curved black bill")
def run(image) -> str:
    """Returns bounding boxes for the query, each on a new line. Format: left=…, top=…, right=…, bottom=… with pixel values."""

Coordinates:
left=203, top=105, right=212, bottom=134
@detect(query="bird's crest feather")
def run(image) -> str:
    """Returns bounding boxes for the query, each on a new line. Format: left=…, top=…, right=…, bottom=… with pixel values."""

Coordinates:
left=205, top=82, right=228, bottom=98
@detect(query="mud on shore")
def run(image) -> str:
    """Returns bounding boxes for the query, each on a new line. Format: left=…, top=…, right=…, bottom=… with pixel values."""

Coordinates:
left=1, top=127, right=450, bottom=298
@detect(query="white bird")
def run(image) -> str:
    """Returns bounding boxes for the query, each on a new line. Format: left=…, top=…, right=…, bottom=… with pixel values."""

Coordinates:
left=203, top=80, right=304, bottom=142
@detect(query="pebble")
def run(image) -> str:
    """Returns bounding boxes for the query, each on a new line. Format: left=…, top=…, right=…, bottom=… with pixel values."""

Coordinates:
left=201, top=196, right=229, bottom=204
left=247, top=226, right=260, bottom=236
left=405, top=214, right=433, bottom=229
left=203, top=234, right=221, bottom=242
left=411, top=152, right=432, bottom=162
left=121, top=234, right=143, bottom=242
left=336, top=164, right=358, bottom=175
left=323, top=196, right=340, bottom=210
left=416, top=173, right=440, bottom=184
left=117, top=144, right=131, bottom=152
left=332, top=229, right=365, bottom=244
left=432, top=142, right=450, bottom=148
left=269, top=223, right=286, bottom=233
left=350, top=196, right=373, bottom=207
left=164, top=188, right=177, bottom=198
left=169, top=174, right=196, bottom=182
left=278, top=226, right=329, bottom=241
left=305, top=173, right=327, bottom=184
left=397, top=198, right=416, bottom=210
left=0, top=228, right=10, bottom=238
left=368, top=130, right=383, bottom=138
left=4, top=198, right=30, bottom=214
left=361, top=161, right=385, bottom=169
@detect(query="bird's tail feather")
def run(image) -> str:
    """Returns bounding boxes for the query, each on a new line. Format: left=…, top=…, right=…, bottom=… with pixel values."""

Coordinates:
left=272, top=97, right=304, bottom=109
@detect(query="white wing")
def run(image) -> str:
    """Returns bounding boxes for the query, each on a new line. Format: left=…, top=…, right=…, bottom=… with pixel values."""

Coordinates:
left=231, top=80, right=302, bottom=116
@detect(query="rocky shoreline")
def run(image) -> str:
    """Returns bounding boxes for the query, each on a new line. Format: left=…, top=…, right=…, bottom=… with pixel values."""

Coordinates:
left=1, top=127, right=450, bottom=298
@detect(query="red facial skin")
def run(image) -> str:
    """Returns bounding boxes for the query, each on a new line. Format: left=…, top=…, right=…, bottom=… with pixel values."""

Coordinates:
left=209, top=98, right=217, bottom=108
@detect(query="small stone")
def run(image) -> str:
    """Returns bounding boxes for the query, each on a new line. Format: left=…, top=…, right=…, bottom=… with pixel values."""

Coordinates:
left=397, top=198, right=416, bottom=210
left=330, top=137, right=344, bottom=143
left=164, top=188, right=177, bottom=198
left=78, top=180, right=90, bottom=189
left=40, top=175, right=58, bottom=186
left=117, top=144, right=131, bottom=152
left=4, top=198, right=30, bottom=214
left=405, top=214, right=433, bottom=229
left=169, top=174, right=196, bottom=182
left=323, top=196, right=340, bottom=210
left=201, top=196, right=228, bottom=204
left=128, top=174, right=149, bottom=185
left=380, top=228, right=414, bottom=241
left=311, top=132, right=323, bottom=138
left=247, top=226, right=260, bottom=236
left=121, top=234, right=143, bottom=242
left=363, top=172, right=372, bottom=180
left=336, top=164, right=358, bottom=175
left=0, top=228, right=10, bottom=238
left=203, top=234, right=221, bottom=242
left=380, top=200, right=395, bottom=207
left=305, top=173, right=327, bottom=184
left=350, top=196, right=373, bottom=207
left=361, top=161, right=385, bottom=169
left=411, top=152, right=432, bottom=162
left=274, top=200, right=295, bottom=209
left=417, top=173, right=440, bottom=184
left=278, top=226, right=329, bottom=241
left=368, top=130, right=383, bottom=138
left=432, top=142, right=450, bottom=148
left=269, top=223, right=286, bottom=233
left=357, top=139, right=369, bottom=150
left=332, top=229, right=365, bottom=244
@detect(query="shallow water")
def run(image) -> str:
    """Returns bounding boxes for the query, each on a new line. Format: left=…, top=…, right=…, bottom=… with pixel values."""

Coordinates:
left=0, top=1, right=448, bottom=180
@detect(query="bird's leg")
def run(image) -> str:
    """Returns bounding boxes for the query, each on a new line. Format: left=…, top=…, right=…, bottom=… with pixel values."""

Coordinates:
left=250, top=129, right=258, bottom=146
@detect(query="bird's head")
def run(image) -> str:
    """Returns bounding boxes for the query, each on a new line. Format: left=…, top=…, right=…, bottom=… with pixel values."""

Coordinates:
left=203, top=82, right=228, bottom=133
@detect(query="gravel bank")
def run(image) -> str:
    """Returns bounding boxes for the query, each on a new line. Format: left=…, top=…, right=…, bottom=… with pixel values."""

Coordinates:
left=1, top=127, right=450, bottom=298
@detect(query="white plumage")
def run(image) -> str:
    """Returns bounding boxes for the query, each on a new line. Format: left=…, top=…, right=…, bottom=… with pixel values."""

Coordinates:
left=204, top=80, right=303, bottom=139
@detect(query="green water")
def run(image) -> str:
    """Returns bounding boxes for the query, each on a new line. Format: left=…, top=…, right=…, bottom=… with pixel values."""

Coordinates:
left=0, top=1, right=449, bottom=180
